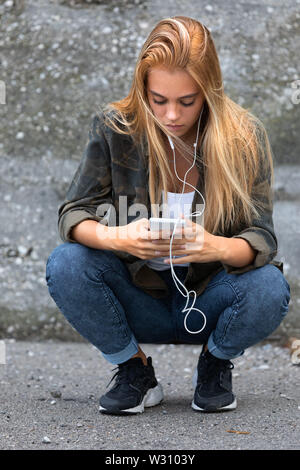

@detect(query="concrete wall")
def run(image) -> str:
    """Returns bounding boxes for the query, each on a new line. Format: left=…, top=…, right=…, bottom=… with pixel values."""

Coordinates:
left=0, top=0, right=299, bottom=341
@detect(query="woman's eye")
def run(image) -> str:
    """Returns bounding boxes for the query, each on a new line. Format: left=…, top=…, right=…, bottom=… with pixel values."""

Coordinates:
left=181, top=102, right=194, bottom=107
left=153, top=99, right=194, bottom=107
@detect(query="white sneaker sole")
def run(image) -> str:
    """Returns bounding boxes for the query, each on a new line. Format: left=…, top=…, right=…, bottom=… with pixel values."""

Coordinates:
left=191, top=397, right=237, bottom=412
left=99, top=382, right=164, bottom=414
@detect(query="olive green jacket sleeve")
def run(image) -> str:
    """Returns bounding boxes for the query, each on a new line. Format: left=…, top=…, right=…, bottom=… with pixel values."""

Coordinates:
left=58, top=114, right=112, bottom=243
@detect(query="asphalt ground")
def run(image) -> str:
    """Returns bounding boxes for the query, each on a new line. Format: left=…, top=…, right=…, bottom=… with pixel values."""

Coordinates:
left=0, top=340, right=299, bottom=451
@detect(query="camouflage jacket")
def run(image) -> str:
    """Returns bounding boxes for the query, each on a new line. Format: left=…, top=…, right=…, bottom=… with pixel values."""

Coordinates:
left=58, top=113, right=283, bottom=299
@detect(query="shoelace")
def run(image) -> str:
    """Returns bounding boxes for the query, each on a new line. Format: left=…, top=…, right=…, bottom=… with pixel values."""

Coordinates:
left=106, top=366, right=122, bottom=389
left=106, top=363, right=146, bottom=389
left=198, top=356, right=234, bottom=383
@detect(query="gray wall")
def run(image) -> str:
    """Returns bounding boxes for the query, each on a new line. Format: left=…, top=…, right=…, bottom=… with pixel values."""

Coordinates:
left=0, top=0, right=299, bottom=341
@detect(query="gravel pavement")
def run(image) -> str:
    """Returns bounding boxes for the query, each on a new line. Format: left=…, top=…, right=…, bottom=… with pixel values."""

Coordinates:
left=0, top=340, right=299, bottom=451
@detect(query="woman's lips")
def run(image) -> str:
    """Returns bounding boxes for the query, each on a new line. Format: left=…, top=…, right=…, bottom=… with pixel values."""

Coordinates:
left=166, top=125, right=183, bottom=130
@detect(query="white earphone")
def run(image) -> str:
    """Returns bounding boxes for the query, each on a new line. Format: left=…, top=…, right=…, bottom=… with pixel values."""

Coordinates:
left=166, top=107, right=207, bottom=335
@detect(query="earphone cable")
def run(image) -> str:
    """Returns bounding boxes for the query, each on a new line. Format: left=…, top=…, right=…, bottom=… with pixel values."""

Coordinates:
left=167, top=107, right=207, bottom=334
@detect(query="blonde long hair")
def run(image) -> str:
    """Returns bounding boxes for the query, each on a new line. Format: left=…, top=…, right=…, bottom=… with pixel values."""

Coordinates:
left=100, top=16, right=274, bottom=235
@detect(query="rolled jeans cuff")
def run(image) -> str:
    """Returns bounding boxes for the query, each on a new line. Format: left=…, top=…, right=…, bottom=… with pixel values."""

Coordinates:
left=101, top=335, right=139, bottom=365
left=207, top=333, right=244, bottom=360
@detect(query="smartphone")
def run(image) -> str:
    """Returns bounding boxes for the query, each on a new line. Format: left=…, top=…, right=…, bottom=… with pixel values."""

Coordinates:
left=149, top=217, right=186, bottom=232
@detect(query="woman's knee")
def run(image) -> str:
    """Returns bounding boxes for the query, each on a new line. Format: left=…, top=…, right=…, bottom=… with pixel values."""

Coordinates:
left=254, top=264, right=290, bottom=307
left=213, top=264, right=291, bottom=349
left=231, top=263, right=289, bottom=304
left=264, top=264, right=290, bottom=327
left=46, top=242, right=85, bottom=282
left=46, top=242, right=124, bottom=285
left=238, top=264, right=290, bottom=333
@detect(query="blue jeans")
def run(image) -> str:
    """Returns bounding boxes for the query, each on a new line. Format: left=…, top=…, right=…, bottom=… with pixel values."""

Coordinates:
left=45, top=242, right=290, bottom=364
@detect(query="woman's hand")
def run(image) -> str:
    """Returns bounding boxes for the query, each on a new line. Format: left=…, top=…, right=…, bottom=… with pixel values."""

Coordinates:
left=113, top=218, right=187, bottom=260
left=154, top=215, right=257, bottom=268
left=149, top=215, right=227, bottom=265
left=107, top=215, right=256, bottom=267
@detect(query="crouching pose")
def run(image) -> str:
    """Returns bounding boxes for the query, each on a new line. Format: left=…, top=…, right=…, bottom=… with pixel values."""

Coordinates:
left=46, top=16, right=290, bottom=415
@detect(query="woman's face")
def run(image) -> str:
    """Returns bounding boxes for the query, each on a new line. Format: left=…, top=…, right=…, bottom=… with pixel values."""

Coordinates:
left=146, top=65, right=205, bottom=142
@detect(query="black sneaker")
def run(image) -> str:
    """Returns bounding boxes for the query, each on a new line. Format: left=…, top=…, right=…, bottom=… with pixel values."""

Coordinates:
left=192, top=347, right=237, bottom=412
left=99, top=356, right=163, bottom=415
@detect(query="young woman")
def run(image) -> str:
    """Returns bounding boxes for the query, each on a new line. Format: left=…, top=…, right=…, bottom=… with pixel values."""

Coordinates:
left=46, top=16, right=290, bottom=415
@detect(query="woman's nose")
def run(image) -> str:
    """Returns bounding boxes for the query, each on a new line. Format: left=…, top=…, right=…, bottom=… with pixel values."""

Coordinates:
left=165, top=104, right=180, bottom=122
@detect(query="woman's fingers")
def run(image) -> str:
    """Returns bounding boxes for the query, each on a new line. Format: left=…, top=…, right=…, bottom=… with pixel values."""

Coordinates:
left=140, top=241, right=186, bottom=257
